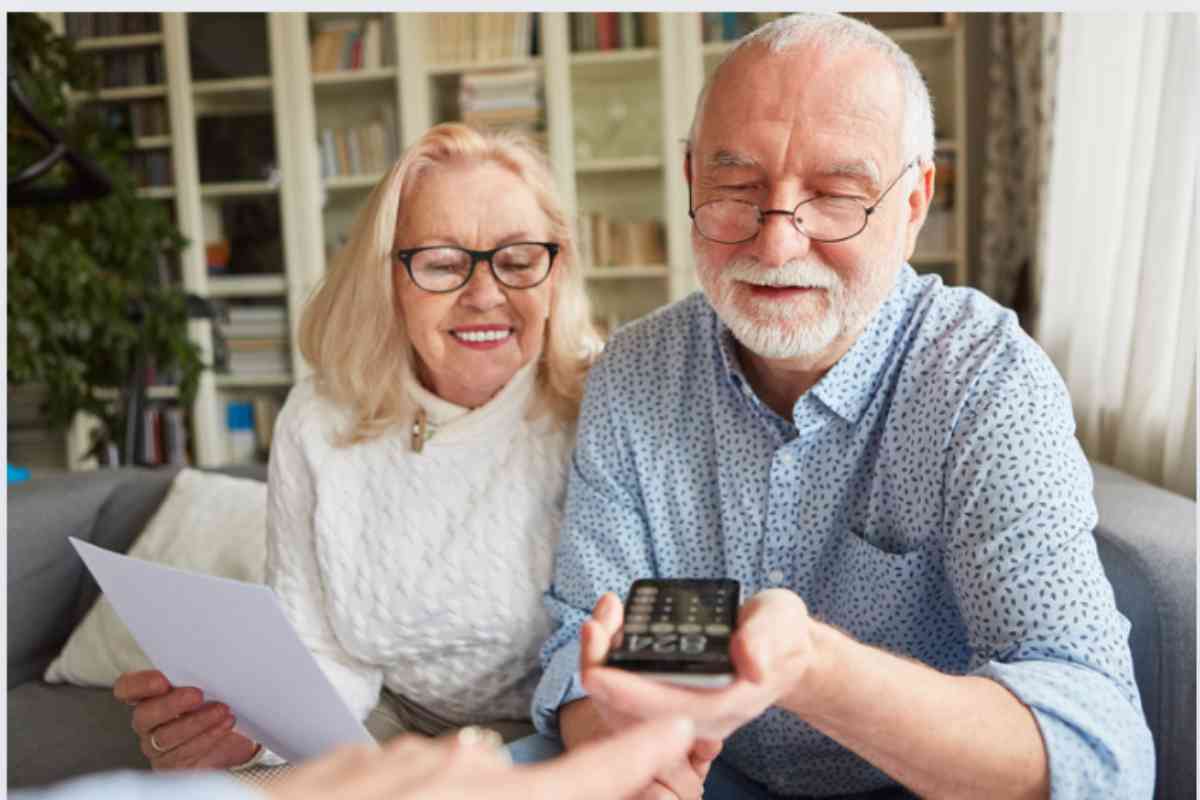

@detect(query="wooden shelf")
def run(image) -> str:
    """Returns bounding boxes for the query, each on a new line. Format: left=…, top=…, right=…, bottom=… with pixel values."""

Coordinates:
left=93, top=385, right=179, bottom=401
left=216, top=373, right=293, bottom=389
left=200, top=180, right=278, bottom=198
left=577, top=156, right=662, bottom=174
left=192, top=76, right=273, bottom=95
left=134, top=135, right=173, bottom=149
left=73, top=85, right=167, bottom=102
left=585, top=266, right=669, bottom=280
left=207, top=275, right=288, bottom=298
left=312, top=67, right=396, bottom=87
left=570, top=47, right=658, bottom=67
left=427, top=57, right=542, bottom=76
left=324, top=173, right=385, bottom=190
left=75, top=32, right=165, bottom=51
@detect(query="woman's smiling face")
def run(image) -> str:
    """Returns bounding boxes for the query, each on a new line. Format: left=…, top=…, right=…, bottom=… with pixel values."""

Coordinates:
left=393, top=159, right=559, bottom=408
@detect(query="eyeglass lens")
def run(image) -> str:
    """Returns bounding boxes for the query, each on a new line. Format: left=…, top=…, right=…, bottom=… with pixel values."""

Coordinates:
left=694, top=196, right=868, bottom=244
left=409, top=243, right=551, bottom=291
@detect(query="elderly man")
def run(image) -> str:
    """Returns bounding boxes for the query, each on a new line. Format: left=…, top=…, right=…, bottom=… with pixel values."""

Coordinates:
left=529, top=12, right=1154, bottom=800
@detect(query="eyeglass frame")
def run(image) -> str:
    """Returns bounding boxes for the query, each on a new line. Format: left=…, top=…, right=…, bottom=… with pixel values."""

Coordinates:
left=393, top=241, right=560, bottom=294
left=687, top=159, right=917, bottom=245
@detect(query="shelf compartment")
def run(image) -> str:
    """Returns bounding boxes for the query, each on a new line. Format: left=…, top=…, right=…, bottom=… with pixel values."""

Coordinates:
left=207, top=275, right=288, bottom=298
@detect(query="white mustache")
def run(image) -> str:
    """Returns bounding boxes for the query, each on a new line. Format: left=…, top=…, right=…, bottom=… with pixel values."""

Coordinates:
left=721, top=258, right=841, bottom=291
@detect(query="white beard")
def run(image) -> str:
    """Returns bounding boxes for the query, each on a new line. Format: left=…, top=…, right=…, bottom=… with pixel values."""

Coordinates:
left=696, top=252, right=876, bottom=360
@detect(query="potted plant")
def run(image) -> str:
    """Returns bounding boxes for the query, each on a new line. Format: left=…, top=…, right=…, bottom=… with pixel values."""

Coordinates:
left=7, top=13, right=204, bottom=465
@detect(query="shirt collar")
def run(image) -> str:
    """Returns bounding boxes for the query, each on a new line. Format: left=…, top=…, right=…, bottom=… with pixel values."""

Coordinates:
left=809, top=265, right=921, bottom=425
left=712, top=265, right=923, bottom=427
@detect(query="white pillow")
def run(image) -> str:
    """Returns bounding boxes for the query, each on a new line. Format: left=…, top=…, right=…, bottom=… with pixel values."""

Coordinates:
left=44, top=468, right=268, bottom=687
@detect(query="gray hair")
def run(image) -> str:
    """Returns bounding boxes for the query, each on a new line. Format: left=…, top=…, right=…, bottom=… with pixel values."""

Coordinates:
left=687, top=13, right=936, bottom=169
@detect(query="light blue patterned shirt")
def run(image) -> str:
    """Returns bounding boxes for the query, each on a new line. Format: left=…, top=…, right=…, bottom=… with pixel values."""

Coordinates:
left=533, top=266, right=1154, bottom=798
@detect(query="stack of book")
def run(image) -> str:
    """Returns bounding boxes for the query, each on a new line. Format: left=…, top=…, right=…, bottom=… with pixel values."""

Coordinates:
left=576, top=213, right=665, bottom=268
left=427, top=13, right=535, bottom=65
left=99, top=48, right=165, bottom=88
left=310, top=17, right=385, bottom=73
left=65, top=12, right=160, bottom=38
left=570, top=13, right=659, bottom=51
left=458, top=68, right=542, bottom=137
left=319, top=110, right=397, bottom=178
left=220, top=305, right=290, bottom=377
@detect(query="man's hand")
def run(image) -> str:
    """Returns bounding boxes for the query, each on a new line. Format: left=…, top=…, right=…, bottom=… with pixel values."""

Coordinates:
left=266, top=717, right=697, bottom=800
left=580, top=588, right=821, bottom=743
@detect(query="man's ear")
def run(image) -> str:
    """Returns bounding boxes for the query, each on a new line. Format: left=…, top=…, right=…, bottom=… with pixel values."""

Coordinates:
left=903, top=159, right=936, bottom=261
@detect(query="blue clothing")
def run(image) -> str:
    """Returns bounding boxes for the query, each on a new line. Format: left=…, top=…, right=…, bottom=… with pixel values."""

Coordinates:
left=10, top=771, right=259, bottom=800
left=532, top=267, right=1154, bottom=798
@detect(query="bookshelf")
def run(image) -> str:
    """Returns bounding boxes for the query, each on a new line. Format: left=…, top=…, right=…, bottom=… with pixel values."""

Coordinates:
left=49, top=11, right=972, bottom=468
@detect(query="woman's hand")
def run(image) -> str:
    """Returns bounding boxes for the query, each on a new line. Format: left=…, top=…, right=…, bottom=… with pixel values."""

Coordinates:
left=113, top=669, right=259, bottom=770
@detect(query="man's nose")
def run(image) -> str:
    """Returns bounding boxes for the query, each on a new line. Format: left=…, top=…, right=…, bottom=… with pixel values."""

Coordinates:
left=749, top=205, right=813, bottom=268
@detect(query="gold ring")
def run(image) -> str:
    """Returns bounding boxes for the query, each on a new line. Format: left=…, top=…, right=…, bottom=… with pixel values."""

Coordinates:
left=149, top=732, right=169, bottom=753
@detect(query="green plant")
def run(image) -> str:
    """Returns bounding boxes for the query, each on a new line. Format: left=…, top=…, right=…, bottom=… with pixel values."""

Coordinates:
left=7, top=13, right=203, bottom=459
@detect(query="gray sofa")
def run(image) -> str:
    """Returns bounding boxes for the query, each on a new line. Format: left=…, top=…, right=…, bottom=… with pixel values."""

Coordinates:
left=7, top=463, right=1196, bottom=796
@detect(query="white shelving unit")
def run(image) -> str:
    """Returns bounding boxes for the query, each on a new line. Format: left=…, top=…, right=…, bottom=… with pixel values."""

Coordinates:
left=54, top=11, right=971, bottom=467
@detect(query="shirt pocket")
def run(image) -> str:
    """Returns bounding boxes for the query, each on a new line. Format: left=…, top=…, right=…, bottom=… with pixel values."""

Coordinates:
left=811, top=530, right=956, bottom=659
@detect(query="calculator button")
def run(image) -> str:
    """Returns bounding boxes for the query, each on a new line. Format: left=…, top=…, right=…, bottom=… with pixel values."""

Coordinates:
left=624, top=623, right=649, bottom=634
left=705, top=624, right=731, bottom=635
left=650, top=623, right=675, bottom=634
left=677, top=623, right=702, bottom=634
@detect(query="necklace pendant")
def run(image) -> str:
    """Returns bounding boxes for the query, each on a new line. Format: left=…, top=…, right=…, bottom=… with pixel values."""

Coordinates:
left=411, top=408, right=437, bottom=453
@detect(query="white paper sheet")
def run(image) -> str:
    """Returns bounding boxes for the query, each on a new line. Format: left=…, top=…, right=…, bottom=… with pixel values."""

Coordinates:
left=70, top=537, right=374, bottom=763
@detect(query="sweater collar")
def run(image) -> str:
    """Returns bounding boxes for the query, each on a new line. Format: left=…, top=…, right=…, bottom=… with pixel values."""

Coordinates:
left=406, top=358, right=540, bottom=445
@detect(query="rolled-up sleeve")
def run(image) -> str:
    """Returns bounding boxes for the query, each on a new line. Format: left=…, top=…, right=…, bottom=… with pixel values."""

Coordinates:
left=942, top=339, right=1155, bottom=798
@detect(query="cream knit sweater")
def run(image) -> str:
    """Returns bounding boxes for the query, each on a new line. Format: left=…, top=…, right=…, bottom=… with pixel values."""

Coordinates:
left=265, top=362, right=571, bottom=727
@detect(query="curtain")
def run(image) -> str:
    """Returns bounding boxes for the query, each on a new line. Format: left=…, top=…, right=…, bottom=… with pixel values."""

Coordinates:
left=1036, top=13, right=1198, bottom=499
left=977, top=13, right=1054, bottom=310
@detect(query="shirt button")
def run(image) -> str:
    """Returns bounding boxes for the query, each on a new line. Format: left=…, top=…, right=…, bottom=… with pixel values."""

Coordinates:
left=767, top=569, right=784, bottom=585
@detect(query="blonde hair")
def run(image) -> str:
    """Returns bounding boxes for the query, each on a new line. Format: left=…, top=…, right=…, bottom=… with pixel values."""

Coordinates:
left=299, top=123, right=600, bottom=445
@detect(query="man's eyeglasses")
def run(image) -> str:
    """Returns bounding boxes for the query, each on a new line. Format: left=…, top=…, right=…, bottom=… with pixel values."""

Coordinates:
left=394, top=242, right=559, bottom=294
left=688, top=160, right=916, bottom=245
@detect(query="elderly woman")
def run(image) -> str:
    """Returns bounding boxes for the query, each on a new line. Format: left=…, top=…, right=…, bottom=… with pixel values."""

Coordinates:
left=112, top=123, right=600, bottom=770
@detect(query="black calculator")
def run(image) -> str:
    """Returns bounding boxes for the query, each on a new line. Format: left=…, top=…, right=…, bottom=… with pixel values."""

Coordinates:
left=605, top=578, right=740, bottom=688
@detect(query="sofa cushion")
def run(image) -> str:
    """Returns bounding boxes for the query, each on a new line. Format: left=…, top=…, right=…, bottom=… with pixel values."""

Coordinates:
left=44, top=468, right=268, bottom=687
left=7, top=468, right=179, bottom=689
left=7, top=683, right=148, bottom=788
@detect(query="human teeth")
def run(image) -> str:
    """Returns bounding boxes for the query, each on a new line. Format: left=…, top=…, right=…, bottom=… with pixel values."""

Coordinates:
left=453, top=329, right=511, bottom=342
